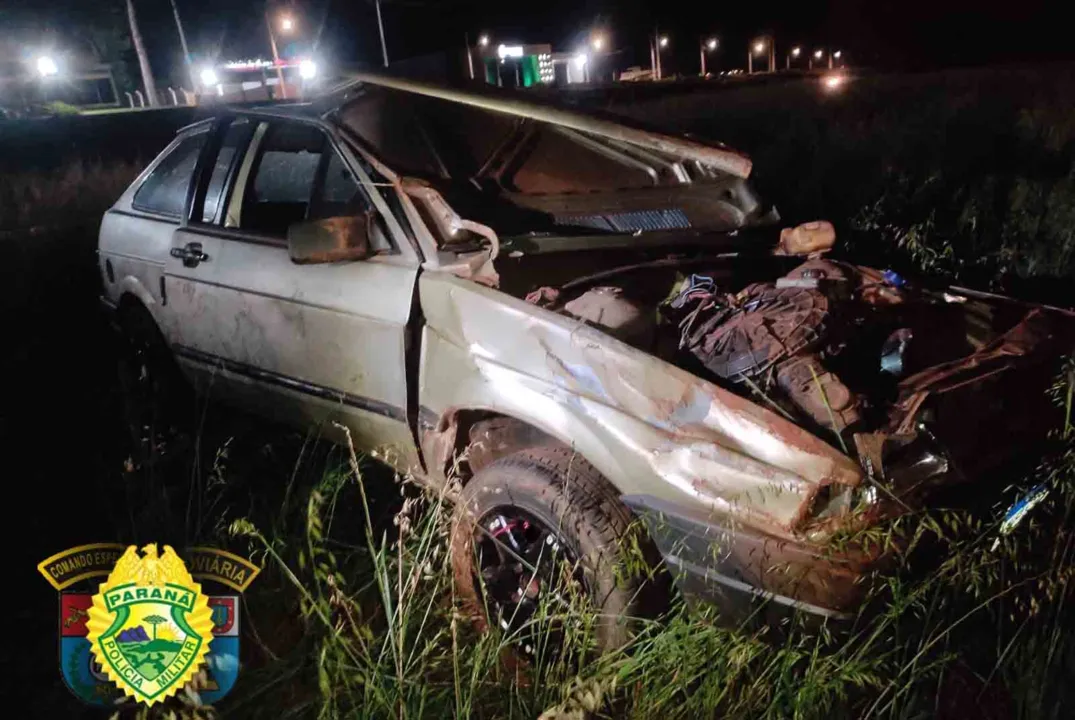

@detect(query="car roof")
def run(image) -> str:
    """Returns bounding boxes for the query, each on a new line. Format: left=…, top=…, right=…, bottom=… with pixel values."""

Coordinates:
left=174, top=73, right=752, bottom=179
left=329, top=72, right=752, bottom=178
left=174, top=101, right=324, bottom=136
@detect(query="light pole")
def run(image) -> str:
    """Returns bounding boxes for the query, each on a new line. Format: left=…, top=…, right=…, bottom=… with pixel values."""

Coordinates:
left=700, top=37, right=718, bottom=76
left=589, top=32, right=606, bottom=83
left=168, top=0, right=195, bottom=92
left=749, top=38, right=768, bottom=74
left=810, top=48, right=824, bottom=70
left=653, top=33, right=669, bottom=80
left=374, top=0, right=389, bottom=67
left=127, top=0, right=159, bottom=107
left=466, top=33, right=489, bottom=80
left=786, top=45, right=801, bottom=70
left=265, top=9, right=294, bottom=99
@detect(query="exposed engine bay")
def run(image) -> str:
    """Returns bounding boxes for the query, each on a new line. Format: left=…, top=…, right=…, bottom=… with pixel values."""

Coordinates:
left=532, top=257, right=973, bottom=438
left=509, top=228, right=1066, bottom=513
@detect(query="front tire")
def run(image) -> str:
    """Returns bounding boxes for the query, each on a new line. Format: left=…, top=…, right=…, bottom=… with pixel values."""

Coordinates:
left=450, top=445, right=664, bottom=654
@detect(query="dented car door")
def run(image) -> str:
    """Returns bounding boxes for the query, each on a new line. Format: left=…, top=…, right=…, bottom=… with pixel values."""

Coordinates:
left=167, top=116, right=421, bottom=468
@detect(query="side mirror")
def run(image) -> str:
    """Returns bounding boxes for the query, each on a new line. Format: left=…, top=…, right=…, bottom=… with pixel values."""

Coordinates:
left=287, top=214, right=375, bottom=264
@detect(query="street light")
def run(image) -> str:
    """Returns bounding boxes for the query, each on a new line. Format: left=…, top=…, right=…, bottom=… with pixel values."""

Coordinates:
left=787, top=45, right=801, bottom=69
left=700, top=37, right=718, bottom=76
left=299, top=59, right=317, bottom=80
left=199, top=67, right=218, bottom=87
left=264, top=9, right=296, bottom=99
left=810, top=48, right=824, bottom=70
left=592, top=33, right=606, bottom=51
left=652, top=34, right=669, bottom=80
left=749, top=38, right=771, bottom=74
left=466, top=33, right=489, bottom=80
left=36, top=56, right=58, bottom=78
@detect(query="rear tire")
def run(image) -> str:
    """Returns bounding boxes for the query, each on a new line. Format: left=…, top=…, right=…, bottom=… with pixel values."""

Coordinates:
left=115, top=304, right=189, bottom=467
left=450, top=445, right=664, bottom=653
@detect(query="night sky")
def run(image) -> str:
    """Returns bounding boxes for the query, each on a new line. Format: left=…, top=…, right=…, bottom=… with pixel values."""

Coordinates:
left=5, top=0, right=1072, bottom=85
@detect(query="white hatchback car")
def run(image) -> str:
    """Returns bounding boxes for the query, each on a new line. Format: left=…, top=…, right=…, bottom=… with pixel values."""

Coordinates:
left=99, top=75, right=1067, bottom=646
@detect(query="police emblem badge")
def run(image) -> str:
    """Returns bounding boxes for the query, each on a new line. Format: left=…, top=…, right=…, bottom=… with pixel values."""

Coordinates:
left=38, top=543, right=259, bottom=707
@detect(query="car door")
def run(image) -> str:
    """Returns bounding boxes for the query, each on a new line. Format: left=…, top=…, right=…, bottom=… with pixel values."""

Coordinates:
left=165, top=115, right=423, bottom=471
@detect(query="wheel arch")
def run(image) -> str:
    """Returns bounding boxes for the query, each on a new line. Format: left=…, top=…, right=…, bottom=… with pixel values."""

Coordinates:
left=115, top=276, right=158, bottom=313
left=419, top=406, right=631, bottom=495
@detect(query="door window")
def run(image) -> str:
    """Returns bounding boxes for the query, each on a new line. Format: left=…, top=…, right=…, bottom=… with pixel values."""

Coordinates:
left=308, top=149, right=366, bottom=220
left=239, top=123, right=321, bottom=236
left=132, top=132, right=206, bottom=217
left=235, top=121, right=370, bottom=237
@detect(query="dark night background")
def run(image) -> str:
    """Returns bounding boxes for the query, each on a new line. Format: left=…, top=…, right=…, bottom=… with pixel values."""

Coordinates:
left=2, top=1, right=1073, bottom=89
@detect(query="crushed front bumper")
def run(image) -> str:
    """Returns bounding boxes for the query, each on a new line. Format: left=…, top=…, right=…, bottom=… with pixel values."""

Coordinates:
left=622, top=494, right=874, bottom=624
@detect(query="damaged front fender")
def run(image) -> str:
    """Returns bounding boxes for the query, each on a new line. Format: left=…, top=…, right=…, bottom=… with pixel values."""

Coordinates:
left=417, top=273, right=862, bottom=538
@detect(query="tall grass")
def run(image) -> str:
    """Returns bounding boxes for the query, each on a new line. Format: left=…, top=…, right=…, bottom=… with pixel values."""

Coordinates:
left=0, top=158, right=141, bottom=231
left=176, top=364, right=1075, bottom=720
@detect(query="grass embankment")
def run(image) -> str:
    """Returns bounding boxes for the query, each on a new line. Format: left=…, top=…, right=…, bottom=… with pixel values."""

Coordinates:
left=0, top=108, right=197, bottom=232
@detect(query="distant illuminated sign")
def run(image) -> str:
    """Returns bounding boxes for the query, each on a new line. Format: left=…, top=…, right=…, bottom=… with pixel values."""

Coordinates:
left=218, top=58, right=313, bottom=72
left=496, top=44, right=524, bottom=59
left=223, top=59, right=275, bottom=70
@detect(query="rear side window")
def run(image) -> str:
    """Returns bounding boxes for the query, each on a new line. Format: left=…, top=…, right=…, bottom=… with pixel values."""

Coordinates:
left=133, top=133, right=206, bottom=217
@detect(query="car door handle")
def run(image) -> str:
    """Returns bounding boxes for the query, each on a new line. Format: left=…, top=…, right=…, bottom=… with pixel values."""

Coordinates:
left=170, top=242, right=210, bottom=268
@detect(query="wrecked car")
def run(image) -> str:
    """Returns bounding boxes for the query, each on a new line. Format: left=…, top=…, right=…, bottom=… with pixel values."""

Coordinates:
left=98, top=73, right=1071, bottom=649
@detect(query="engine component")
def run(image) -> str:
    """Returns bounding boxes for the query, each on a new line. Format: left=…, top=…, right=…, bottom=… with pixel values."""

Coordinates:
left=776, top=354, right=862, bottom=433
left=684, top=284, right=829, bottom=380
left=563, top=286, right=656, bottom=347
